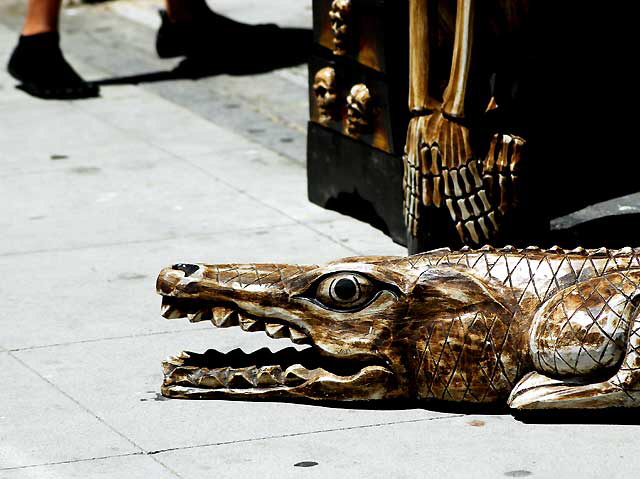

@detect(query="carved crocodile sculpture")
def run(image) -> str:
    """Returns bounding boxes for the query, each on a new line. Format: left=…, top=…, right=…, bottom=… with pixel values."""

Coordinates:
left=157, top=246, right=640, bottom=410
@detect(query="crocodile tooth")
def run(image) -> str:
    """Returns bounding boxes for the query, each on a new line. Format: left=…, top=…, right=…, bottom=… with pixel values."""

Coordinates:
left=161, top=302, right=185, bottom=319
left=195, top=369, right=226, bottom=389
left=187, top=309, right=212, bottom=323
left=479, top=245, right=494, bottom=252
left=226, top=367, right=257, bottom=389
left=212, top=307, right=238, bottom=328
left=460, top=246, right=471, bottom=252
left=588, top=247, right=609, bottom=257
left=162, top=360, right=180, bottom=376
left=163, top=352, right=190, bottom=371
left=164, top=365, right=198, bottom=386
left=615, top=247, right=633, bottom=256
left=525, top=245, right=541, bottom=251
left=239, top=314, right=264, bottom=332
left=500, top=245, right=516, bottom=252
left=547, top=245, right=563, bottom=253
left=569, top=247, right=587, bottom=255
left=256, top=366, right=283, bottom=386
left=265, top=323, right=288, bottom=339
left=283, top=364, right=311, bottom=386
left=289, top=328, right=310, bottom=344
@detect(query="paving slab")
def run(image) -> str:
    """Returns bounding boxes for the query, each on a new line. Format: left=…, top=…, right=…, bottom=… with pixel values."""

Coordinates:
left=0, top=147, right=292, bottom=255
left=0, top=454, right=177, bottom=479
left=155, top=413, right=640, bottom=479
left=0, top=353, right=139, bottom=470
left=185, top=147, right=348, bottom=225
left=0, top=99, right=134, bottom=176
left=1, top=223, right=361, bottom=350
left=74, top=88, right=248, bottom=157
left=308, top=218, right=407, bottom=257
left=12, top=333, right=453, bottom=454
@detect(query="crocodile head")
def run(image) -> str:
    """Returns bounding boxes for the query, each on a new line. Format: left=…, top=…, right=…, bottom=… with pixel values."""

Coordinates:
left=156, top=256, right=429, bottom=401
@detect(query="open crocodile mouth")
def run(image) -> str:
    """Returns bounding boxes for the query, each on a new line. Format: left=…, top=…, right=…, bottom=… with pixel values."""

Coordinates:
left=160, top=297, right=393, bottom=399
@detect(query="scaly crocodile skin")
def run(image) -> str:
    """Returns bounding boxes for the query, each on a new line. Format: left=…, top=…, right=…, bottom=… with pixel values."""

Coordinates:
left=157, top=246, right=640, bottom=409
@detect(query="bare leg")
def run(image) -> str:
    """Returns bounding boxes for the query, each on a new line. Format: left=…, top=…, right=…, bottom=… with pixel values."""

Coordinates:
left=156, top=0, right=283, bottom=60
left=22, top=0, right=61, bottom=35
left=165, top=0, right=209, bottom=23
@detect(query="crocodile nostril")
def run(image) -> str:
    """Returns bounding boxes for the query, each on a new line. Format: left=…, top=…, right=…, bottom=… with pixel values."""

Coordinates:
left=172, top=264, right=200, bottom=277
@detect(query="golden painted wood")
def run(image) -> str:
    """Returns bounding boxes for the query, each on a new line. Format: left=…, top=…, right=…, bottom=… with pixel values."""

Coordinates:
left=312, top=67, right=340, bottom=125
left=157, top=246, right=640, bottom=410
left=405, top=0, right=529, bottom=247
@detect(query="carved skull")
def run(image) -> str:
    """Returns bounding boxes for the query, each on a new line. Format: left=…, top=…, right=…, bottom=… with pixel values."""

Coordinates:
left=346, top=84, right=373, bottom=137
left=313, top=67, right=339, bottom=125
left=329, top=0, right=352, bottom=55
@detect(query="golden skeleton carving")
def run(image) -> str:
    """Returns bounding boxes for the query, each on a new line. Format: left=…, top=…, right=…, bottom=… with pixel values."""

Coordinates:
left=329, top=0, right=352, bottom=56
left=346, top=83, right=373, bottom=138
left=313, top=67, right=339, bottom=125
left=404, top=0, right=528, bottom=246
left=157, top=246, right=640, bottom=410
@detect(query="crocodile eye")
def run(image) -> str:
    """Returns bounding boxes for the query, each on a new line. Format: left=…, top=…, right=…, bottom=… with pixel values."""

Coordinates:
left=315, top=273, right=376, bottom=311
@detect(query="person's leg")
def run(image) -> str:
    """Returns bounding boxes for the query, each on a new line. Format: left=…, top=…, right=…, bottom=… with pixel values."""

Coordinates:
left=157, top=0, right=279, bottom=59
left=22, top=0, right=61, bottom=35
left=164, top=0, right=209, bottom=23
left=7, top=0, right=99, bottom=99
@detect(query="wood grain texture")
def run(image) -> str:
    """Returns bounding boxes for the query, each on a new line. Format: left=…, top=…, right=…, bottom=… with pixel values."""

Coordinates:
left=404, top=0, right=530, bottom=247
left=157, top=246, right=640, bottom=410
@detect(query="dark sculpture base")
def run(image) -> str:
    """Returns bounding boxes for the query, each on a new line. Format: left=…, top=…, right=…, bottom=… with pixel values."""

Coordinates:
left=307, top=122, right=406, bottom=246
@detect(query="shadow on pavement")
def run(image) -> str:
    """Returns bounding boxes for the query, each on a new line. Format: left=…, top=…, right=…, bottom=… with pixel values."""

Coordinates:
left=94, top=25, right=312, bottom=86
left=514, top=408, right=640, bottom=425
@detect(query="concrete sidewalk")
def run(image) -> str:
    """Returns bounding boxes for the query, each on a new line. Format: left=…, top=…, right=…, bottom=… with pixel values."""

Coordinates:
left=1, top=2, right=638, bottom=478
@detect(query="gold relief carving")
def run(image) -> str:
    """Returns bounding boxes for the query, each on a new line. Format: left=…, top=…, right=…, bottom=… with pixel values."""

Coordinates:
left=404, top=0, right=528, bottom=246
left=346, top=83, right=373, bottom=138
left=329, top=0, right=352, bottom=56
left=313, top=67, right=339, bottom=125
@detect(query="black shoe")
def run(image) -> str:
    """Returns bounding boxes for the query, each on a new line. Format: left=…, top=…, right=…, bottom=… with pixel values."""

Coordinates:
left=7, top=32, right=99, bottom=100
left=155, top=9, right=280, bottom=59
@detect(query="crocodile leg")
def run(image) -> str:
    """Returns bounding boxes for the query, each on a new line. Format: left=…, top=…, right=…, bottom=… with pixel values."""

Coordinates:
left=509, top=273, right=640, bottom=409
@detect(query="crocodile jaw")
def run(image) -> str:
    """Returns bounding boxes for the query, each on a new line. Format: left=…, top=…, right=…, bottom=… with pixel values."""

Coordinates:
left=159, top=299, right=396, bottom=400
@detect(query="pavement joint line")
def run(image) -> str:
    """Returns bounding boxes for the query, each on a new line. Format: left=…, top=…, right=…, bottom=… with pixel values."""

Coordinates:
left=147, top=414, right=466, bottom=456
left=5, top=352, right=174, bottom=473
left=168, top=155, right=363, bottom=257
left=64, top=56, right=301, bottom=160
left=187, top=143, right=307, bottom=169
left=0, top=452, right=146, bottom=473
left=7, top=326, right=211, bottom=353
left=0, top=414, right=461, bottom=473
left=65, top=97, right=361, bottom=256
left=0, top=221, right=299, bottom=258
